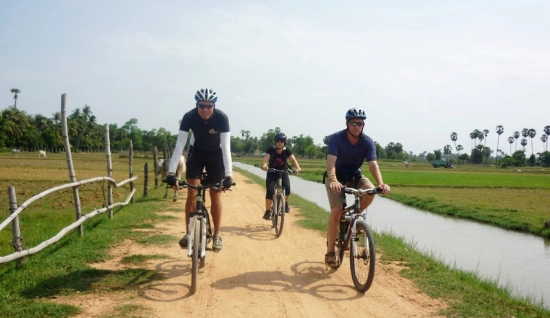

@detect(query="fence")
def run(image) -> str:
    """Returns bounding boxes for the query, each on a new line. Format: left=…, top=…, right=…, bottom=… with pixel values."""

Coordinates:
left=1, top=93, right=138, bottom=266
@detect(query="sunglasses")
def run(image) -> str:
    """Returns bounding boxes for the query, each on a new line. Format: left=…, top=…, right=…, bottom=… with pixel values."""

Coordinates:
left=348, top=121, right=364, bottom=127
left=198, top=104, right=214, bottom=110
left=276, top=139, right=286, bottom=143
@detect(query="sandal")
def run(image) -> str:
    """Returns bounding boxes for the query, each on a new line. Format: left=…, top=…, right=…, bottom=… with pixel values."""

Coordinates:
left=325, top=252, right=338, bottom=268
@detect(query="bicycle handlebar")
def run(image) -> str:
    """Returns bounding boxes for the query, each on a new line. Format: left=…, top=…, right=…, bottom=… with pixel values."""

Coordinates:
left=267, top=168, right=295, bottom=174
left=342, top=187, right=383, bottom=196
left=178, top=180, right=236, bottom=191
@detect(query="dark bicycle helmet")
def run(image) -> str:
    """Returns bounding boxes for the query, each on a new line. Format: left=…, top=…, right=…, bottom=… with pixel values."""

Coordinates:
left=195, top=88, right=218, bottom=103
left=345, top=108, right=366, bottom=120
left=274, top=132, right=287, bottom=141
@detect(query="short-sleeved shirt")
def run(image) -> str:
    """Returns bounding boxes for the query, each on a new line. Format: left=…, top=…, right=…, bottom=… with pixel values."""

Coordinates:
left=179, top=108, right=230, bottom=151
left=266, top=146, right=292, bottom=170
left=327, top=129, right=377, bottom=174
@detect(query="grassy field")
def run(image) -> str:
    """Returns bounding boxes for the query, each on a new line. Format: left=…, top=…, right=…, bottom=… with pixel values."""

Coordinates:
left=0, top=152, right=549, bottom=317
left=236, top=167, right=550, bottom=317
left=235, top=156, right=550, bottom=237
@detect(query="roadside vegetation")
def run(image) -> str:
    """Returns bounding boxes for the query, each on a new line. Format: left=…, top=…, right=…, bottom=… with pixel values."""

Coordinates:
left=236, top=167, right=550, bottom=317
left=236, top=156, right=550, bottom=238
left=1, top=152, right=549, bottom=317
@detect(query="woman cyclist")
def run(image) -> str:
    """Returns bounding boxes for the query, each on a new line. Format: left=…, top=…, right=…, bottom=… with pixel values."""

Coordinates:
left=261, top=132, right=301, bottom=220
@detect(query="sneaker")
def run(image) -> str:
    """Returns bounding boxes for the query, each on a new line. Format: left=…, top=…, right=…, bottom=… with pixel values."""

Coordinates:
left=285, top=202, right=290, bottom=213
left=213, top=235, right=223, bottom=252
left=263, top=210, right=271, bottom=220
left=179, top=235, right=188, bottom=248
left=325, top=252, right=338, bottom=268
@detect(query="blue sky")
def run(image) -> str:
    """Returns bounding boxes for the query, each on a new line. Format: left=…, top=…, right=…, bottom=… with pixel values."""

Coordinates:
left=1, top=0, right=549, bottom=155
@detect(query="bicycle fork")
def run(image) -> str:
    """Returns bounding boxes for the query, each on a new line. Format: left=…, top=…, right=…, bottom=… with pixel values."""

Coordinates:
left=187, top=214, right=206, bottom=259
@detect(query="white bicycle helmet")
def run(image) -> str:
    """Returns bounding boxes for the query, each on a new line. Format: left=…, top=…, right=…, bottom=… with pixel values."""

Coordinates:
left=195, top=88, right=218, bottom=103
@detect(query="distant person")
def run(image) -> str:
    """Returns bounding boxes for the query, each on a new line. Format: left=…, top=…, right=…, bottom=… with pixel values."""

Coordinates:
left=261, top=132, right=302, bottom=219
left=166, top=88, right=233, bottom=253
left=323, top=108, right=390, bottom=267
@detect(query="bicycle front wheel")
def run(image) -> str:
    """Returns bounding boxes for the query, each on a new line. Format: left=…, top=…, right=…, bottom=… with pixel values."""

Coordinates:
left=190, top=218, right=201, bottom=294
left=273, top=193, right=285, bottom=237
left=199, top=218, right=207, bottom=268
left=350, top=220, right=375, bottom=292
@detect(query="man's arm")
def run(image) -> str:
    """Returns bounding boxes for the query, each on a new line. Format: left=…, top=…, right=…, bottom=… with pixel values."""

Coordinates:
left=220, top=132, right=232, bottom=177
left=168, top=130, right=188, bottom=174
left=368, top=160, right=390, bottom=194
left=326, top=155, right=338, bottom=184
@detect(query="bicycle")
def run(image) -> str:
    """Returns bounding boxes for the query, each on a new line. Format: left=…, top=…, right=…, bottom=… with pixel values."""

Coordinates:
left=179, top=174, right=235, bottom=294
left=266, top=168, right=294, bottom=237
left=332, top=186, right=382, bottom=292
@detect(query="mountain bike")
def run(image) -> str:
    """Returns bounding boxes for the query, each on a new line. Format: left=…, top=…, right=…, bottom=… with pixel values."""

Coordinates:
left=267, top=168, right=294, bottom=237
left=332, top=187, right=382, bottom=292
left=179, top=174, right=235, bottom=294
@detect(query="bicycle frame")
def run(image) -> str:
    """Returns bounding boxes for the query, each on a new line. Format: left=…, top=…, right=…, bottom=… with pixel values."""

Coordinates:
left=340, top=187, right=380, bottom=248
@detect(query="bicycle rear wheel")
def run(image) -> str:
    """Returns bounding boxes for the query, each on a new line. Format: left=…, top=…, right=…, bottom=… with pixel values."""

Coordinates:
left=350, top=220, right=375, bottom=292
left=190, top=218, right=201, bottom=294
left=273, top=193, right=285, bottom=237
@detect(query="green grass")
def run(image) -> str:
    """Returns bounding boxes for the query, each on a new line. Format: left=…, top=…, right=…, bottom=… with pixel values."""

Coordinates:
left=235, top=166, right=550, bottom=317
left=121, top=254, right=172, bottom=264
left=0, top=152, right=170, bottom=317
left=235, top=156, right=550, bottom=237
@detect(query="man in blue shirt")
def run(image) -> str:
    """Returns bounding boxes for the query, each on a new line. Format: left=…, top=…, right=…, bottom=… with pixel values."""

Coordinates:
left=324, top=108, right=390, bottom=267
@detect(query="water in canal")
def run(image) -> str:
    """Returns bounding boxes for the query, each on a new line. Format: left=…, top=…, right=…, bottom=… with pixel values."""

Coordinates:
left=234, top=162, right=550, bottom=309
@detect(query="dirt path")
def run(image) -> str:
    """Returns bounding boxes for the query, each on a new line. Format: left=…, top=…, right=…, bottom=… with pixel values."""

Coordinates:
left=54, top=172, right=447, bottom=317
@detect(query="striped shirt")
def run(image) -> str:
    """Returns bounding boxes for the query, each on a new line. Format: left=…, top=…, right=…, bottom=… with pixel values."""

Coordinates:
left=327, top=130, right=377, bottom=173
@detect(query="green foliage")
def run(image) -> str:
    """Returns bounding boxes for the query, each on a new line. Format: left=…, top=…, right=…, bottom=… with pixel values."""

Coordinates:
left=538, top=151, right=550, bottom=167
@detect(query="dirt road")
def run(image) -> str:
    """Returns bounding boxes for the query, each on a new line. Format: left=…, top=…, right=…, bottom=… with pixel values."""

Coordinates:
left=54, top=172, right=446, bottom=317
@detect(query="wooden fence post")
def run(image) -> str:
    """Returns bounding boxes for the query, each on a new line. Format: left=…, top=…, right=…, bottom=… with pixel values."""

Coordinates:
left=104, top=124, right=114, bottom=219
left=61, top=93, right=84, bottom=236
left=153, top=146, right=159, bottom=189
left=144, top=162, right=148, bottom=196
left=8, top=186, right=24, bottom=267
left=129, top=140, right=134, bottom=204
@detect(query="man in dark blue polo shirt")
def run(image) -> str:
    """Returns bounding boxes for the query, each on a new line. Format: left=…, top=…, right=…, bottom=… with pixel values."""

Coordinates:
left=324, top=108, right=390, bottom=267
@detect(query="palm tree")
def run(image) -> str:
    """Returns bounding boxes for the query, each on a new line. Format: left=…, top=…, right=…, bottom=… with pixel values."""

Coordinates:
left=544, top=125, right=550, bottom=151
left=443, top=145, right=452, bottom=161
left=513, top=131, right=520, bottom=151
left=450, top=132, right=458, bottom=152
left=541, top=135, right=548, bottom=151
left=507, top=137, right=514, bottom=155
left=469, top=131, right=476, bottom=150
left=528, top=129, right=536, bottom=155
left=483, top=129, right=489, bottom=147
left=521, top=138, right=528, bottom=151
left=495, top=125, right=504, bottom=160
left=456, top=145, right=463, bottom=155
left=10, top=88, right=21, bottom=108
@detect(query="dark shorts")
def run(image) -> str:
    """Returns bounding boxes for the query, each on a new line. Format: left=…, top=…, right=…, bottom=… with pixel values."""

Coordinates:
left=265, top=171, right=291, bottom=199
left=185, top=148, right=225, bottom=184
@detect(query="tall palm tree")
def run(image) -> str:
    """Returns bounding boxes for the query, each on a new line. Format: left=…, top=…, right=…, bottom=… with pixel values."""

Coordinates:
left=544, top=125, right=550, bottom=151
left=541, top=135, right=548, bottom=151
left=520, top=138, right=528, bottom=151
left=10, top=88, right=21, bottom=108
left=513, top=131, right=520, bottom=151
left=450, top=132, right=458, bottom=152
left=495, top=125, right=504, bottom=160
left=483, top=129, right=489, bottom=147
left=528, top=129, right=536, bottom=155
left=456, top=145, right=463, bottom=155
left=443, top=144, right=452, bottom=161
left=469, top=131, right=476, bottom=150
left=507, top=137, right=514, bottom=155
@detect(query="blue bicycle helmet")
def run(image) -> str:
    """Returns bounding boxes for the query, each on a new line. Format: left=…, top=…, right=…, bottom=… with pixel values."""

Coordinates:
left=345, top=108, right=366, bottom=120
left=274, top=132, right=287, bottom=141
left=195, top=88, right=218, bottom=103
